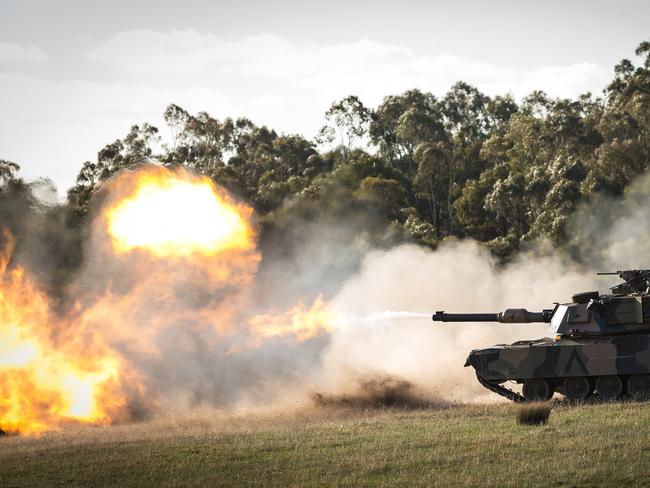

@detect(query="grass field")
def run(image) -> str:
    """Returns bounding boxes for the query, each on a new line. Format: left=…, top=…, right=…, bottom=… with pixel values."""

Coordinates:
left=1, top=401, right=650, bottom=487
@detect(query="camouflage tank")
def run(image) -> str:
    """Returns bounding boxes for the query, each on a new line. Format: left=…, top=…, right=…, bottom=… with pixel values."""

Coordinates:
left=432, top=270, right=650, bottom=403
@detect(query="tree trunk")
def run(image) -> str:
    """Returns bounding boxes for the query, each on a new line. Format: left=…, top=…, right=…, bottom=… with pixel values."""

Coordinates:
left=446, top=159, right=455, bottom=234
left=427, top=179, right=436, bottom=233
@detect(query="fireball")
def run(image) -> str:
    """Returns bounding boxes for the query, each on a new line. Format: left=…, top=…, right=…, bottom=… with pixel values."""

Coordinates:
left=0, top=231, right=127, bottom=434
left=105, top=168, right=254, bottom=257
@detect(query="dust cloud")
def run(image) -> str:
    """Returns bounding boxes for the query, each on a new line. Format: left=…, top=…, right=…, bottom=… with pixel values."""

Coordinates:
left=571, top=171, right=650, bottom=270
left=316, top=241, right=595, bottom=402
left=5, top=162, right=650, bottom=435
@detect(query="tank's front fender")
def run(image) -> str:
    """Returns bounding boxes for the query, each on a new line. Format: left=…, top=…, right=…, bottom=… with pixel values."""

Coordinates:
left=464, top=348, right=501, bottom=371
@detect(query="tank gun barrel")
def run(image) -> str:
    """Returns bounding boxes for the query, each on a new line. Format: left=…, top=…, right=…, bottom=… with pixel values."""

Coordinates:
left=433, top=308, right=553, bottom=323
left=432, top=312, right=499, bottom=322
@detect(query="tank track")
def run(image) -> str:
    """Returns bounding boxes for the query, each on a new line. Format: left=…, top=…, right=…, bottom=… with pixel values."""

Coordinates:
left=476, top=372, right=525, bottom=403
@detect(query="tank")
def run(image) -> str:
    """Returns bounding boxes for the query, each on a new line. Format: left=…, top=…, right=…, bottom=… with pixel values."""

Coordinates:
left=432, top=270, right=650, bottom=403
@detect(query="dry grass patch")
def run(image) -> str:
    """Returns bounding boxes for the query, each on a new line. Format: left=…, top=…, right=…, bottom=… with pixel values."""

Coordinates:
left=517, top=402, right=552, bottom=425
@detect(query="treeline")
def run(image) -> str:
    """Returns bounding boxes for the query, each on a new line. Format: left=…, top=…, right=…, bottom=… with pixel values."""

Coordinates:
left=2, top=41, right=650, bottom=274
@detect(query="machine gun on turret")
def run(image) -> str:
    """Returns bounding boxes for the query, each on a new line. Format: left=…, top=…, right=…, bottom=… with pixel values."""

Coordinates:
left=597, top=270, right=650, bottom=295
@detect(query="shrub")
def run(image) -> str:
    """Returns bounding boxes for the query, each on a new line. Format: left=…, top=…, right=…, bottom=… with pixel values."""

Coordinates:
left=517, top=403, right=551, bottom=425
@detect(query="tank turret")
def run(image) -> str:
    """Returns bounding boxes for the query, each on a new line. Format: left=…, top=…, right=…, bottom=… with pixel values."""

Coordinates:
left=433, top=270, right=650, bottom=404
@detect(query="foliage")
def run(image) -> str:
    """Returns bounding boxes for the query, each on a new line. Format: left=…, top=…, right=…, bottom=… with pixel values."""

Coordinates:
left=4, top=40, right=650, bottom=265
left=318, top=95, right=371, bottom=157
left=0, top=159, right=20, bottom=187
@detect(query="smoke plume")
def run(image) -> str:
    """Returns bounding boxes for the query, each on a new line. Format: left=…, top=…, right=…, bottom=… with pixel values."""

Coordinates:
left=4, top=162, right=650, bottom=434
left=316, top=242, right=595, bottom=401
left=570, top=171, right=650, bottom=270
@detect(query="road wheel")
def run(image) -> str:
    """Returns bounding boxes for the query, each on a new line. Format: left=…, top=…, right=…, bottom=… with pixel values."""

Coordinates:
left=627, top=375, right=650, bottom=400
left=522, top=378, right=552, bottom=402
left=595, top=375, right=623, bottom=401
left=563, top=377, right=591, bottom=402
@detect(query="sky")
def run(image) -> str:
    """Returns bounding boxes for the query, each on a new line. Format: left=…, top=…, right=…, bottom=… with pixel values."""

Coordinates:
left=1, top=0, right=649, bottom=192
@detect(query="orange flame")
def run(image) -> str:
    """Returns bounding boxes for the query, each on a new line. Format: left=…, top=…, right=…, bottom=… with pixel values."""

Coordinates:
left=248, top=296, right=334, bottom=343
left=0, top=165, right=261, bottom=434
left=0, top=231, right=128, bottom=434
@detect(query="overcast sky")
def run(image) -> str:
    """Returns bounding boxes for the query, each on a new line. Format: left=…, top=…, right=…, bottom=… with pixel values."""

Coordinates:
left=1, top=0, right=649, bottom=192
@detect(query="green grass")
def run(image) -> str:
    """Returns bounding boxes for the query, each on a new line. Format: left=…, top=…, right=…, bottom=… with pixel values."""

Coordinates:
left=1, top=402, right=650, bottom=487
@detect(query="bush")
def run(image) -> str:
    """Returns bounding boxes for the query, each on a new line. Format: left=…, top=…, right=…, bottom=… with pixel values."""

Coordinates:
left=517, top=403, right=551, bottom=425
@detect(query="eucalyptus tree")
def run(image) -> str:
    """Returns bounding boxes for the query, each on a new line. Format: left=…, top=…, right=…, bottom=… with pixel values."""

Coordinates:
left=0, top=159, right=20, bottom=188
left=67, top=123, right=160, bottom=214
left=369, top=89, right=445, bottom=176
left=317, top=95, right=371, bottom=158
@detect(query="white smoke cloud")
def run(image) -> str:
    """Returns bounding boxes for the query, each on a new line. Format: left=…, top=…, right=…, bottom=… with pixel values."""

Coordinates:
left=571, top=171, right=650, bottom=270
left=318, top=241, right=596, bottom=401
